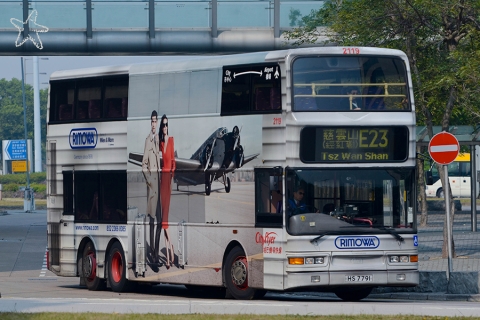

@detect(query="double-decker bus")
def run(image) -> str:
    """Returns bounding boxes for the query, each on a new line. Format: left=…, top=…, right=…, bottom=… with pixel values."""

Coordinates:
left=47, top=47, right=418, bottom=301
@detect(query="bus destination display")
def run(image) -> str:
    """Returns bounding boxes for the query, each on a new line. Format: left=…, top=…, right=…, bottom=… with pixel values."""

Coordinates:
left=300, top=126, right=409, bottom=163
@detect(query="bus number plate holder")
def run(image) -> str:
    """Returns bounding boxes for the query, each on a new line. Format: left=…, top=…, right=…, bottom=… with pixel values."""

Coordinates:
left=345, top=275, right=373, bottom=282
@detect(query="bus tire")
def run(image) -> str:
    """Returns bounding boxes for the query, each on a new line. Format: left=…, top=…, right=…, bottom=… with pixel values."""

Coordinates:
left=224, top=246, right=256, bottom=300
left=108, top=241, right=131, bottom=292
left=334, top=287, right=372, bottom=301
left=437, top=188, right=444, bottom=198
left=82, top=241, right=106, bottom=291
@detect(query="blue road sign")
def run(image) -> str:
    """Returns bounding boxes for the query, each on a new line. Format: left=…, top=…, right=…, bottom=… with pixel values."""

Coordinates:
left=5, top=140, right=27, bottom=160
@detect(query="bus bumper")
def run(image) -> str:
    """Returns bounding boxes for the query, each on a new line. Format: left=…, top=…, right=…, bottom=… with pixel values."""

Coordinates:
left=284, top=270, right=419, bottom=290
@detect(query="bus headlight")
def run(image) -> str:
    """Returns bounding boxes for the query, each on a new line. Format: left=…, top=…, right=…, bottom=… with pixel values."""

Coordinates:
left=315, top=257, right=325, bottom=264
left=289, top=256, right=326, bottom=265
left=389, top=256, right=399, bottom=263
left=389, top=255, right=417, bottom=263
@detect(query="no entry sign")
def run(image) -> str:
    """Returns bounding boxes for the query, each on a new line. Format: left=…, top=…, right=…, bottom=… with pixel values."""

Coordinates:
left=428, top=132, right=459, bottom=165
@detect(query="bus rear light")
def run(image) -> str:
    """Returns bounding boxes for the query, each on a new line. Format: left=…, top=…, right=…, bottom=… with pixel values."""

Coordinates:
left=289, top=257, right=304, bottom=265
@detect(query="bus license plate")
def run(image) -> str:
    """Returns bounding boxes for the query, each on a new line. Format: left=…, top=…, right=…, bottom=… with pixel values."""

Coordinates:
left=345, top=275, right=373, bottom=282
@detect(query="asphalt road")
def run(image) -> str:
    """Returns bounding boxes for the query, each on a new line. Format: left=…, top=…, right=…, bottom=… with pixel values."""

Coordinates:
left=1, top=210, right=480, bottom=317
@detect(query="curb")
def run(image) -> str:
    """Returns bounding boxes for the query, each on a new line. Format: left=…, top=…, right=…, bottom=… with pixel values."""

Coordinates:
left=370, top=292, right=480, bottom=302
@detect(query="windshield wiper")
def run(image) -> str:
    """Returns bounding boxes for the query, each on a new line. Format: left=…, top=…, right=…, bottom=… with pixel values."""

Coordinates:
left=310, top=232, right=333, bottom=243
left=337, top=225, right=405, bottom=242
left=378, top=227, right=404, bottom=242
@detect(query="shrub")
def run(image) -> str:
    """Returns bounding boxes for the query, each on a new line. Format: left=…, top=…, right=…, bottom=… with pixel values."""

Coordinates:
left=31, top=183, right=46, bottom=193
left=31, top=172, right=47, bottom=184
left=0, top=172, right=46, bottom=184
left=2, top=183, right=19, bottom=192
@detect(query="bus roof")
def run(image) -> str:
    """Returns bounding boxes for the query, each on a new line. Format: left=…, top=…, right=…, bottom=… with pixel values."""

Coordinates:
left=50, top=64, right=131, bottom=81
left=49, top=47, right=408, bottom=80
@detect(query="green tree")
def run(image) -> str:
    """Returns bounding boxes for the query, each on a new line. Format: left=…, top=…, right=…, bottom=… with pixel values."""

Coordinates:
left=0, top=78, right=48, bottom=172
left=285, top=0, right=480, bottom=258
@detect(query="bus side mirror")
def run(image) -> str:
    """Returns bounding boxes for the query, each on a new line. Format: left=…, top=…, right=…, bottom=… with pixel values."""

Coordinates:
left=426, top=171, right=433, bottom=185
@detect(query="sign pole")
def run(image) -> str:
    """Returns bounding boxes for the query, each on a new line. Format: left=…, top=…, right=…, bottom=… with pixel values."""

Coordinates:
left=21, top=57, right=33, bottom=212
left=428, top=131, right=460, bottom=282
left=444, top=165, right=453, bottom=280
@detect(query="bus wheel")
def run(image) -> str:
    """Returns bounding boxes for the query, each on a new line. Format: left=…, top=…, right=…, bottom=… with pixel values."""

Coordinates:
left=108, top=241, right=130, bottom=292
left=82, top=241, right=106, bottom=291
left=437, top=188, right=444, bottom=198
left=224, top=246, right=256, bottom=300
left=334, top=287, right=372, bottom=301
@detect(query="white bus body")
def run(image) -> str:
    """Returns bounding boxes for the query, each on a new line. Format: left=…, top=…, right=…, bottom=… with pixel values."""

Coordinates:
left=47, top=47, right=418, bottom=301
left=426, top=152, right=480, bottom=198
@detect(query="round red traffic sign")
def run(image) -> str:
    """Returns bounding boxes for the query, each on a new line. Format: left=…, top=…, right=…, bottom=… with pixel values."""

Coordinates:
left=428, top=132, right=459, bottom=165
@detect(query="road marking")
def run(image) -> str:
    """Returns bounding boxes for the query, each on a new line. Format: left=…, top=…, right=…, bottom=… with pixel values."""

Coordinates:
left=39, top=246, right=47, bottom=277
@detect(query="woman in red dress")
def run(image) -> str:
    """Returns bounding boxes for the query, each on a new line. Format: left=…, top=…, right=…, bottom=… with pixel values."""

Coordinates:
left=159, top=114, right=176, bottom=267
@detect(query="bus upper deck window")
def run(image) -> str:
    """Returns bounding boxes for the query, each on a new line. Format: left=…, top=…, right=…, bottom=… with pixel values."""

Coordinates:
left=292, top=56, right=410, bottom=112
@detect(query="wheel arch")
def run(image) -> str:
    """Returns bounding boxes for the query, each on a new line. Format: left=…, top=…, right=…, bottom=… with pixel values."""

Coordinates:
left=105, top=237, right=129, bottom=280
left=222, top=240, right=246, bottom=285
left=77, top=236, right=96, bottom=277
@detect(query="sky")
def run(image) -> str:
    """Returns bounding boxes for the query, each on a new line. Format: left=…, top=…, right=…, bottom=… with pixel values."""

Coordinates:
left=0, top=56, right=186, bottom=89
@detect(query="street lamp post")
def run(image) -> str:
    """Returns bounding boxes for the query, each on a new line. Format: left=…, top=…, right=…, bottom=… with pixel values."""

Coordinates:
left=23, top=57, right=48, bottom=173
left=33, top=56, right=41, bottom=173
left=21, top=57, right=34, bottom=212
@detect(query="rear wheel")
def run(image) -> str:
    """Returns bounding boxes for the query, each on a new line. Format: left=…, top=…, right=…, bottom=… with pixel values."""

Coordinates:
left=82, top=241, right=106, bottom=291
left=334, top=287, right=372, bottom=301
left=224, top=246, right=257, bottom=300
left=108, top=241, right=131, bottom=292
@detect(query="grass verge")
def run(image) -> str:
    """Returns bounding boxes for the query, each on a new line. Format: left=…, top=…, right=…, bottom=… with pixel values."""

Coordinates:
left=0, top=197, right=47, bottom=209
left=0, top=315, right=478, bottom=320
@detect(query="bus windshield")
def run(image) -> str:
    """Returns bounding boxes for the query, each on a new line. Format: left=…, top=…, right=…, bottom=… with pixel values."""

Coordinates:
left=286, top=168, right=416, bottom=236
left=292, top=56, right=409, bottom=111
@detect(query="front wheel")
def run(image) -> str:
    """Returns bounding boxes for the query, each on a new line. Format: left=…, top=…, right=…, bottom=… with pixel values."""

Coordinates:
left=334, top=287, right=372, bottom=301
left=224, top=246, right=257, bottom=300
left=437, top=188, right=444, bottom=198
left=108, top=241, right=132, bottom=292
left=82, top=241, right=106, bottom=291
